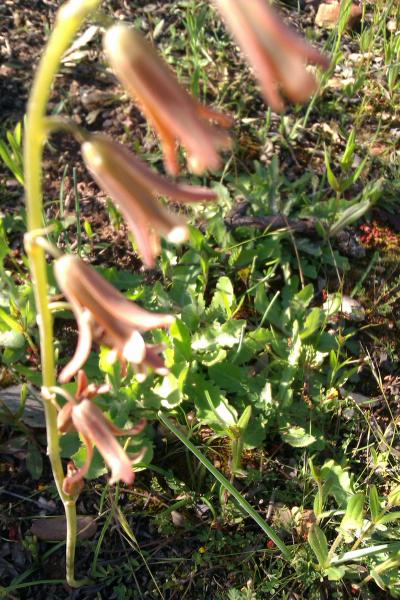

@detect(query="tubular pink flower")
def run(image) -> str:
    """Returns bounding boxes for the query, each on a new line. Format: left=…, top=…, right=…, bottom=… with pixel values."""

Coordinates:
left=213, top=0, right=330, bottom=112
left=57, top=373, right=147, bottom=491
left=82, top=134, right=217, bottom=267
left=54, top=255, right=175, bottom=383
left=103, top=24, right=232, bottom=175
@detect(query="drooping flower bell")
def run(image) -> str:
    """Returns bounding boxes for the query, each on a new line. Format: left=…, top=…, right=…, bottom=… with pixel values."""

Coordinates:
left=82, top=134, right=217, bottom=268
left=103, top=24, right=232, bottom=175
left=212, top=0, right=330, bottom=112
left=57, top=371, right=147, bottom=492
left=54, top=254, right=175, bottom=383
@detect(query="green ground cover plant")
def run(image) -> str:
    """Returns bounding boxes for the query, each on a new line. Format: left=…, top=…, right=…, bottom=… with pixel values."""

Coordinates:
left=0, top=0, right=399, bottom=598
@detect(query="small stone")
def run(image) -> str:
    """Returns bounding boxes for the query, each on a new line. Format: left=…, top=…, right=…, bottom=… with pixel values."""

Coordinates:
left=31, top=515, right=97, bottom=541
left=315, top=2, right=362, bottom=30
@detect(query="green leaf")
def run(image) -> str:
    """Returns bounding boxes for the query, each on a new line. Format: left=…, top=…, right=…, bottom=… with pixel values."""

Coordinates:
left=340, top=493, right=365, bottom=533
left=329, top=199, right=373, bottom=237
left=59, top=432, right=81, bottom=458
left=237, top=405, right=252, bottom=431
left=340, top=129, right=356, bottom=169
left=282, top=425, right=316, bottom=448
left=300, top=307, right=324, bottom=340
left=290, top=284, right=314, bottom=313
left=324, top=147, right=340, bottom=193
left=379, top=512, right=400, bottom=525
left=188, top=374, right=237, bottom=431
left=0, top=330, right=25, bottom=349
left=369, top=485, right=382, bottom=522
left=208, top=362, right=248, bottom=394
left=170, top=319, right=192, bottom=361
left=308, top=524, right=329, bottom=568
left=324, top=566, right=346, bottom=581
left=26, top=443, right=43, bottom=480
left=208, top=276, right=235, bottom=318
left=320, top=460, right=354, bottom=507
left=73, top=445, right=107, bottom=480
left=388, top=485, right=400, bottom=506
left=0, top=307, right=23, bottom=332
left=191, top=320, right=246, bottom=352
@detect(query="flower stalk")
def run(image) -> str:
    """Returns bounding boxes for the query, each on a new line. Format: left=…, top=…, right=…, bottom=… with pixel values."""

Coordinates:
left=24, top=0, right=102, bottom=587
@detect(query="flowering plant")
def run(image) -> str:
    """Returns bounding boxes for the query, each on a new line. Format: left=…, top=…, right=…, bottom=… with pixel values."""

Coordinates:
left=24, top=0, right=328, bottom=585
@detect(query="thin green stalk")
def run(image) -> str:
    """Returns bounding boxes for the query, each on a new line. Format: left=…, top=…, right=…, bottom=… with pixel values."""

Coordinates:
left=24, top=0, right=102, bottom=587
left=157, top=411, right=291, bottom=560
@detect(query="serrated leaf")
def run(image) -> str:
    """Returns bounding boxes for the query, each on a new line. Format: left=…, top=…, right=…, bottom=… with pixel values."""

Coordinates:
left=379, top=512, right=400, bottom=525
left=308, top=524, right=329, bottom=567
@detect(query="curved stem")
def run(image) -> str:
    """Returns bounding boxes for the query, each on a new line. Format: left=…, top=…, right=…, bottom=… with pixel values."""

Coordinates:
left=157, top=411, right=291, bottom=560
left=24, top=0, right=102, bottom=586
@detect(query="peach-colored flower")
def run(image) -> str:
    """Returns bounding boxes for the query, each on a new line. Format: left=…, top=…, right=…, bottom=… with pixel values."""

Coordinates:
left=103, top=24, right=232, bottom=175
left=212, top=0, right=330, bottom=112
left=58, top=372, right=147, bottom=491
left=82, top=134, right=217, bottom=267
left=54, top=254, right=175, bottom=383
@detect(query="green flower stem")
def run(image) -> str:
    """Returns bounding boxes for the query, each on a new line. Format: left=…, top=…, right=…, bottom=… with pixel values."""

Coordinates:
left=24, top=0, right=102, bottom=586
left=157, top=412, right=291, bottom=560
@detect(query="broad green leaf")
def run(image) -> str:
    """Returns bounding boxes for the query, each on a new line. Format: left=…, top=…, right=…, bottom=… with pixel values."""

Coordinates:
left=191, top=320, right=246, bottom=352
left=154, top=371, right=186, bottom=408
left=320, top=460, right=354, bottom=507
left=340, top=493, right=365, bottom=533
left=188, top=374, right=237, bottom=431
left=59, top=432, right=81, bottom=458
left=308, top=524, right=329, bottom=568
left=73, top=446, right=107, bottom=480
left=170, top=319, right=192, bottom=361
left=282, top=426, right=316, bottom=448
left=208, top=362, right=248, bottom=394
left=300, top=307, right=324, bottom=340
left=26, top=443, right=43, bottom=480
left=208, top=276, right=235, bottom=318
left=290, top=284, right=314, bottom=314
left=0, top=330, right=25, bottom=349
left=388, top=485, right=400, bottom=507
left=324, top=566, right=346, bottom=581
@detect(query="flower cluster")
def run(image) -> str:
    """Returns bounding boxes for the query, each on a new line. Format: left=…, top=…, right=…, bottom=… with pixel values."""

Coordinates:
left=53, top=0, right=329, bottom=493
